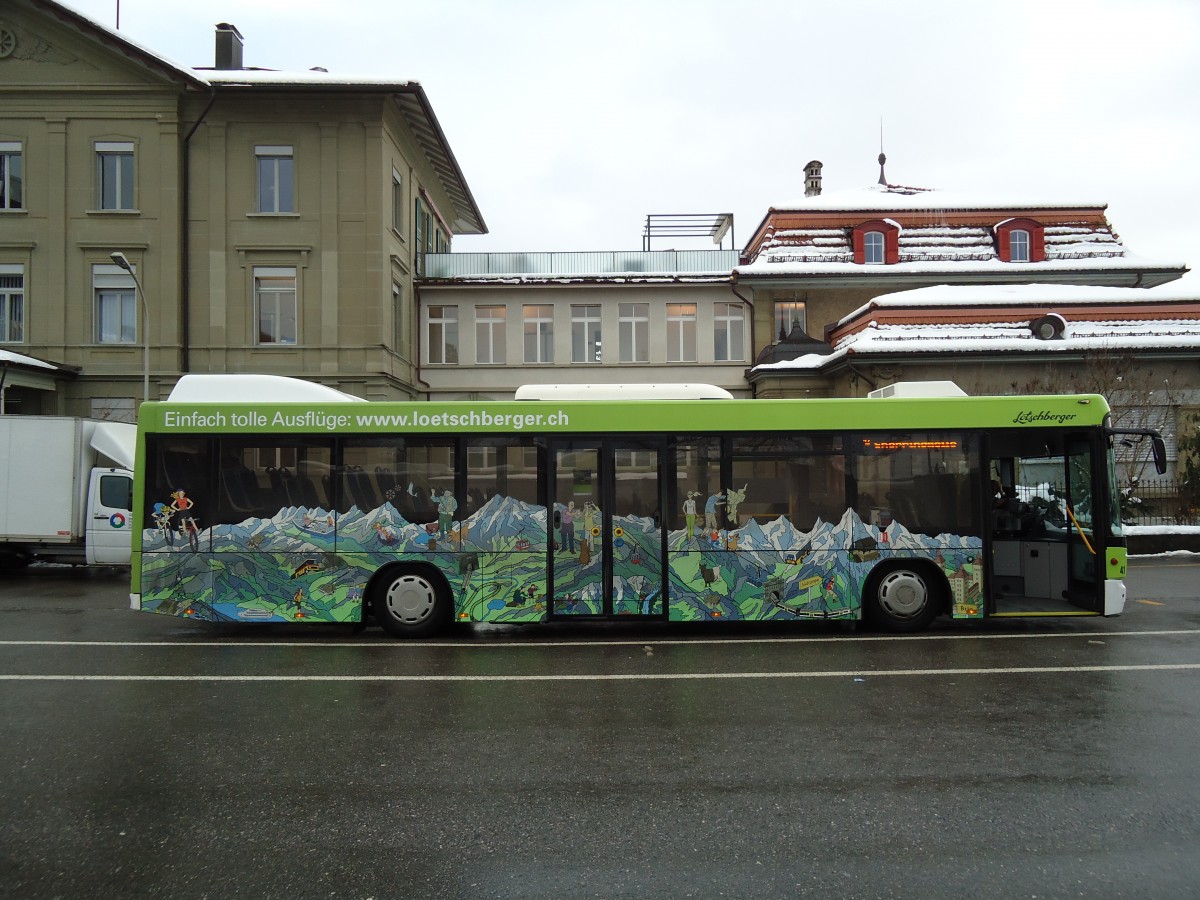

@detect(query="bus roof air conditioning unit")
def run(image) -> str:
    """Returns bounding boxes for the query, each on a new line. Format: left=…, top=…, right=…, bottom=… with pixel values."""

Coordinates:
left=868, top=381, right=968, bottom=399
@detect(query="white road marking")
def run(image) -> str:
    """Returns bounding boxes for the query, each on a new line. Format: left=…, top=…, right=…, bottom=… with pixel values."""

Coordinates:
left=2, top=663, right=1200, bottom=682
left=2, top=628, right=1200, bottom=649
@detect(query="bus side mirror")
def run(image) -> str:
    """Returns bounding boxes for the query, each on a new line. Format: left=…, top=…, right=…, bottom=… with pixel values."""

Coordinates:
left=552, top=509, right=562, bottom=530
left=1152, top=435, right=1167, bottom=475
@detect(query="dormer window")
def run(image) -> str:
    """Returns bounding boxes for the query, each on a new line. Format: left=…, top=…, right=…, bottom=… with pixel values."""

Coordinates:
left=1010, top=229, right=1030, bottom=262
left=851, top=219, right=900, bottom=265
left=995, top=218, right=1045, bottom=262
left=864, top=231, right=885, bottom=264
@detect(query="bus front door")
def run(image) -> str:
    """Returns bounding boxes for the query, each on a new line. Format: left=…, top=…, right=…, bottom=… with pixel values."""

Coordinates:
left=549, top=439, right=664, bottom=618
left=1064, top=434, right=1101, bottom=611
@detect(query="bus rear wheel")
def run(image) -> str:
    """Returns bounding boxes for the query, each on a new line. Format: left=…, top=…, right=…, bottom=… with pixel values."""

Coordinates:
left=865, top=565, right=940, bottom=632
left=371, top=569, right=449, bottom=638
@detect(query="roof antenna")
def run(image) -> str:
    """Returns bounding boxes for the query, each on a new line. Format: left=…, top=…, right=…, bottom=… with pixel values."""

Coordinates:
left=877, top=118, right=887, bottom=186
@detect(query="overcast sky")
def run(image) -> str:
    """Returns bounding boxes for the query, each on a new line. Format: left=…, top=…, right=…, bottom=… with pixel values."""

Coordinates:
left=62, top=0, right=1200, bottom=283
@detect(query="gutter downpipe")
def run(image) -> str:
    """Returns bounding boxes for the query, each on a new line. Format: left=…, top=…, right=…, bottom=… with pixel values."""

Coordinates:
left=724, top=283, right=753, bottom=364
left=180, top=85, right=218, bottom=374
left=414, top=284, right=432, bottom=400
left=730, top=278, right=756, bottom=397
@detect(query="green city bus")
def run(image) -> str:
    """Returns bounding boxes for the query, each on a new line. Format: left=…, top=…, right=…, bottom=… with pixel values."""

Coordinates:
left=130, top=377, right=1165, bottom=637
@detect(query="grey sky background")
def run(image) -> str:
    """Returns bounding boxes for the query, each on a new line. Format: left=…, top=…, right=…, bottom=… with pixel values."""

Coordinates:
left=63, top=0, right=1200, bottom=283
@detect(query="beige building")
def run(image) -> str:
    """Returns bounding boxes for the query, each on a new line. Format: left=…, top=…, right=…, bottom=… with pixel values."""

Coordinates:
left=0, top=1, right=483, bottom=417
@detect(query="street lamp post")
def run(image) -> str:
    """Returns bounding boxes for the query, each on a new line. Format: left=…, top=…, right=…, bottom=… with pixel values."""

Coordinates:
left=109, top=251, right=149, bottom=403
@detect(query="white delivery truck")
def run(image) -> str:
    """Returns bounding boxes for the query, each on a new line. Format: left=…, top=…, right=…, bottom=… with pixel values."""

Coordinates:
left=0, top=416, right=136, bottom=568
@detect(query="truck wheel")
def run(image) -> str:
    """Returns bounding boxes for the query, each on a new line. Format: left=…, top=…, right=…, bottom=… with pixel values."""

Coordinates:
left=0, top=550, right=30, bottom=571
left=370, top=568, right=449, bottom=638
left=865, top=565, right=940, bottom=632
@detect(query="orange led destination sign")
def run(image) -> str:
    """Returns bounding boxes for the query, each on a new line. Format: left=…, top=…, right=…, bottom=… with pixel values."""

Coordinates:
left=861, top=438, right=959, bottom=451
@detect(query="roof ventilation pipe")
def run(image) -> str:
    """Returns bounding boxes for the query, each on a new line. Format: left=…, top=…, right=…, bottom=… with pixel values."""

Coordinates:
left=1030, top=313, right=1068, bottom=340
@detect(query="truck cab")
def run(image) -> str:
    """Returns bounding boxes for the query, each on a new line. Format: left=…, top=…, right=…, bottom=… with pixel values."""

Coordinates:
left=85, top=468, right=134, bottom=565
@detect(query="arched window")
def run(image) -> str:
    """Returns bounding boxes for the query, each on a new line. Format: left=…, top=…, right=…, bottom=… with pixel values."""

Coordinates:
left=852, top=220, right=900, bottom=265
left=1010, top=229, right=1030, bottom=263
left=864, top=231, right=885, bottom=265
left=995, top=218, right=1045, bottom=263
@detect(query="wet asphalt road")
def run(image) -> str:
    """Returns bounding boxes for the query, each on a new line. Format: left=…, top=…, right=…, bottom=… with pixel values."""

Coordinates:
left=2, top=559, right=1200, bottom=899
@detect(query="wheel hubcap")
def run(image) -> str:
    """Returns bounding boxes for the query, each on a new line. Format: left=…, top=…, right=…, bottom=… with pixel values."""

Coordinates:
left=384, top=574, right=436, bottom=625
left=878, top=570, right=928, bottom=620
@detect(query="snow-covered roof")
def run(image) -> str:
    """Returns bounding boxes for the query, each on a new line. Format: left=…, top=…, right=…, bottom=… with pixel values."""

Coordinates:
left=737, top=183, right=1187, bottom=282
left=738, top=217, right=1182, bottom=277
left=0, top=349, right=63, bottom=371
left=737, top=253, right=1180, bottom=280
left=836, top=282, right=1200, bottom=326
left=200, top=69, right=415, bottom=88
left=755, top=317, right=1200, bottom=373
left=767, top=183, right=1109, bottom=213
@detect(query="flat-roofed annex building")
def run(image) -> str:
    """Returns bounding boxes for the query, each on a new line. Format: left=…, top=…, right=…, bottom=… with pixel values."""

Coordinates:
left=416, top=245, right=749, bottom=400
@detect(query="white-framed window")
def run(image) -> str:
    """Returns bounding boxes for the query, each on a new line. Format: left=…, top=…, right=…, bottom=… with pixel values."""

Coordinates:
left=0, top=264, right=23, bottom=342
left=95, top=142, right=134, bottom=210
left=666, top=303, right=697, bottom=363
left=475, top=305, right=507, bottom=364
left=714, top=301, right=745, bottom=362
left=773, top=300, right=806, bottom=340
left=391, top=167, right=404, bottom=233
left=92, top=263, right=137, bottom=343
left=256, top=146, right=294, bottom=213
left=523, top=304, right=553, bottom=363
left=426, top=304, right=458, bottom=364
left=864, top=230, right=885, bottom=265
left=571, top=304, right=602, bottom=363
left=1010, top=229, right=1030, bottom=263
left=254, top=267, right=297, bottom=345
left=0, top=142, right=22, bottom=210
left=619, top=302, right=649, bottom=364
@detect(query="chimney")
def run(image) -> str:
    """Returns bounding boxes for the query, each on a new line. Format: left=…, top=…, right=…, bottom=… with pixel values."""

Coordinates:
left=215, top=23, right=244, bottom=70
left=804, top=160, right=823, bottom=197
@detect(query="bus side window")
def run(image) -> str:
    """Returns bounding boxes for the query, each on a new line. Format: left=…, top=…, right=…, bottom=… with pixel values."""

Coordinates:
left=219, top=453, right=265, bottom=516
left=145, top=437, right=213, bottom=528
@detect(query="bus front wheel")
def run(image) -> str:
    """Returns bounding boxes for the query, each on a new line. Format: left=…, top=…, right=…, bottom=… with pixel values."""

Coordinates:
left=865, top=565, right=940, bottom=632
left=370, top=568, right=449, bottom=638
